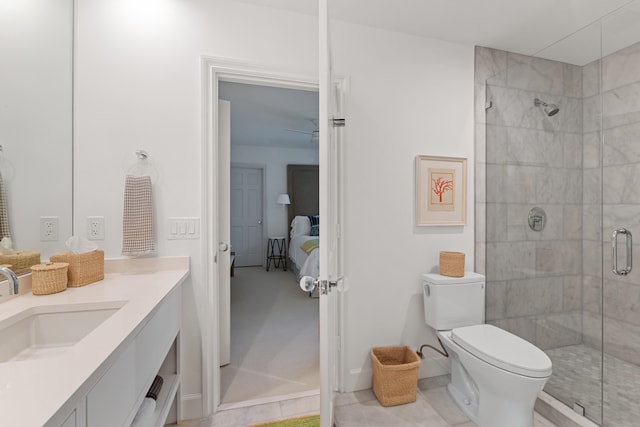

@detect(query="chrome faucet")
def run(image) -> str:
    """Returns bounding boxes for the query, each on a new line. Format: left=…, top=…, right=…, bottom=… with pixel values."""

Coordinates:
left=0, top=266, right=19, bottom=295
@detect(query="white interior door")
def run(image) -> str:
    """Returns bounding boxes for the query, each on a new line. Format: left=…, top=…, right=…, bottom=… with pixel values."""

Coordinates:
left=319, top=1, right=344, bottom=425
left=218, top=100, right=231, bottom=367
left=230, top=167, right=264, bottom=266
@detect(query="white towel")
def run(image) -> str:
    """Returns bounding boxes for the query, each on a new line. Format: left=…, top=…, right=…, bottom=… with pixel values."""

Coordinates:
left=0, top=171, right=10, bottom=240
left=122, top=175, right=155, bottom=256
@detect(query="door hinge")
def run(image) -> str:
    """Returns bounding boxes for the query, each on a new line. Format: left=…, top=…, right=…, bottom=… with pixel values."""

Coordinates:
left=332, top=118, right=345, bottom=128
left=318, top=279, right=338, bottom=295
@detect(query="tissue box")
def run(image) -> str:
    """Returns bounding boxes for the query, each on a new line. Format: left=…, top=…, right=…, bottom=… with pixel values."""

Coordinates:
left=0, top=251, right=41, bottom=272
left=50, top=250, right=104, bottom=287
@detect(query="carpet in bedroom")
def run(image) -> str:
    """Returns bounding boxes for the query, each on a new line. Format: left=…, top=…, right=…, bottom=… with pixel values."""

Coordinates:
left=221, top=266, right=320, bottom=404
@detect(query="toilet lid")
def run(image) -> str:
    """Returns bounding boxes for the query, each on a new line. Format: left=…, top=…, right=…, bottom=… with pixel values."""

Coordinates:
left=451, top=324, right=552, bottom=378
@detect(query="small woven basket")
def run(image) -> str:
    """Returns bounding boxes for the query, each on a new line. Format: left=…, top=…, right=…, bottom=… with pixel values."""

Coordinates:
left=439, top=251, right=465, bottom=277
left=50, top=250, right=104, bottom=287
left=31, top=262, right=69, bottom=295
left=0, top=251, right=41, bottom=272
left=371, top=346, right=420, bottom=406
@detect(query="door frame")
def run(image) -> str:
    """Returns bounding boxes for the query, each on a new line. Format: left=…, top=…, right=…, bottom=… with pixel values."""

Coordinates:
left=230, top=163, right=267, bottom=267
left=201, top=56, right=324, bottom=415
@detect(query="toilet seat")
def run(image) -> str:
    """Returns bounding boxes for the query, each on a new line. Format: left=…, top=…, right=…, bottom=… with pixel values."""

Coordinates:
left=451, top=324, right=552, bottom=378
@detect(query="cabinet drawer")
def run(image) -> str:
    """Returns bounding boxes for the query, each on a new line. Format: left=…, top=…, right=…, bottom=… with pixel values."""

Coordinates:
left=59, top=411, right=75, bottom=427
left=86, top=287, right=180, bottom=427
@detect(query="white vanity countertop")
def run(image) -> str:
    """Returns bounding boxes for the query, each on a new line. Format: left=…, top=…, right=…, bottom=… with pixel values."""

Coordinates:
left=0, top=256, right=190, bottom=427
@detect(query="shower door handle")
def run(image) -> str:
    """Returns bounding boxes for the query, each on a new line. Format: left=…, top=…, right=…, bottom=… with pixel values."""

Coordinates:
left=612, top=228, right=632, bottom=276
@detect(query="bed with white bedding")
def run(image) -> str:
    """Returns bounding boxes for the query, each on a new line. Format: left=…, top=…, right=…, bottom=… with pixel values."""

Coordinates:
left=289, top=216, right=320, bottom=280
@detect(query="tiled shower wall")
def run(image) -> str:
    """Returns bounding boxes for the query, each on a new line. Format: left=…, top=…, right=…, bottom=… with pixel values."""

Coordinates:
left=476, top=41, right=640, bottom=364
left=475, top=46, right=584, bottom=350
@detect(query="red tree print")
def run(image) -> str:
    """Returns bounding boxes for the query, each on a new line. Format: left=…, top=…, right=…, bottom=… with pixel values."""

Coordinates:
left=432, top=176, right=453, bottom=203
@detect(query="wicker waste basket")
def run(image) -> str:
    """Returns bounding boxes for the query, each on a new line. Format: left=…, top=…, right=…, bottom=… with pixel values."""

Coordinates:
left=371, top=346, right=420, bottom=406
left=439, top=251, right=465, bottom=277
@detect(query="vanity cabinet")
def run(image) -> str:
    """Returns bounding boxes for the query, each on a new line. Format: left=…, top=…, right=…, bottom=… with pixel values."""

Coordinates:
left=59, top=413, right=76, bottom=427
left=49, top=386, right=88, bottom=427
left=87, top=285, right=181, bottom=426
left=46, top=284, right=181, bottom=427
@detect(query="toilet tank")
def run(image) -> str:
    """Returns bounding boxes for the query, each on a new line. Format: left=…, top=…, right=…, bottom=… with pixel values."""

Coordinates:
left=423, top=272, right=485, bottom=330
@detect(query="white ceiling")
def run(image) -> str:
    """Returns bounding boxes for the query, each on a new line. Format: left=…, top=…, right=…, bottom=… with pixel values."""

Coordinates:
left=233, top=0, right=639, bottom=64
left=223, top=0, right=640, bottom=149
left=219, top=82, right=319, bottom=149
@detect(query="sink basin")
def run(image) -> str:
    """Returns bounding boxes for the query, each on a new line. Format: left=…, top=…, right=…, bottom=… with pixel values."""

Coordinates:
left=0, top=301, right=126, bottom=362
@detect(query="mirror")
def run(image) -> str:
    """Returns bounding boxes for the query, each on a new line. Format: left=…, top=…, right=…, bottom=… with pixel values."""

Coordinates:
left=0, top=0, right=74, bottom=273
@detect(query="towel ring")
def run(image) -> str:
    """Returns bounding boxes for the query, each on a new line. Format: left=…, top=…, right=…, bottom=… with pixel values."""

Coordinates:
left=126, top=150, right=158, bottom=183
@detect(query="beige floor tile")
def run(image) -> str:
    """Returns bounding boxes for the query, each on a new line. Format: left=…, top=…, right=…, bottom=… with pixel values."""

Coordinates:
left=419, top=387, right=469, bottom=425
left=208, top=402, right=282, bottom=427
left=334, top=389, right=377, bottom=407
left=179, top=386, right=560, bottom=427
left=165, top=420, right=203, bottom=427
left=280, top=394, right=320, bottom=418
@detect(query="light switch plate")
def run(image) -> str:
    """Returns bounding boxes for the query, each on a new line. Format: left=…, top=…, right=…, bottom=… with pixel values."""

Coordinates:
left=168, top=217, right=200, bottom=240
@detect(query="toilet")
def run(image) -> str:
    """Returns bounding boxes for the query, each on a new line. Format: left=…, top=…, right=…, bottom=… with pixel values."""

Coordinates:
left=423, top=272, right=552, bottom=427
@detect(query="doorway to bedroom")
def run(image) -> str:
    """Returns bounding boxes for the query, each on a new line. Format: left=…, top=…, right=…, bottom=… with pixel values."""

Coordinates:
left=218, top=81, right=321, bottom=406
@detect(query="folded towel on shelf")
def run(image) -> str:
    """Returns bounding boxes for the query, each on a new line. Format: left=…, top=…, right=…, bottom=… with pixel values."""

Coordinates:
left=130, top=397, right=156, bottom=427
left=0, top=171, right=11, bottom=240
left=122, top=175, right=155, bottom=256
left=146, top=375, right=164, bottom=401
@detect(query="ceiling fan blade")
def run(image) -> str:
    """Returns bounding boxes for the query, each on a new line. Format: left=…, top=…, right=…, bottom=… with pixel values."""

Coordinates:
left=284, top=128, right=313, bottom=135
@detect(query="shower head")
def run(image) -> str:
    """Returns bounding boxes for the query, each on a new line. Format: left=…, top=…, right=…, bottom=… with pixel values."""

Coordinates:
left=534, top=98, right=560, bottom=117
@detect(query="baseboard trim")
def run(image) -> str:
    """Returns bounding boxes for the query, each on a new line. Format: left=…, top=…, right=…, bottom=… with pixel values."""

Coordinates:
left=182, top=393, right=203, bottom=420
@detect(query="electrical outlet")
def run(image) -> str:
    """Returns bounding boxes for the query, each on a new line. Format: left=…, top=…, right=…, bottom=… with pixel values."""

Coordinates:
left=40, top=216, right=59, bottom=241
left=87, top=216, right=105, bottom=240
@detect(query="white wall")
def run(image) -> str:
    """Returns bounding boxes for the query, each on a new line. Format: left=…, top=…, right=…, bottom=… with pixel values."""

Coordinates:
left=74, top=0, right=476, bottom=415
left=74, top=0, right=317, bottom=418
left=332, top=21, right=475, bottom=391
left=231, top=145, right=319, bottom=239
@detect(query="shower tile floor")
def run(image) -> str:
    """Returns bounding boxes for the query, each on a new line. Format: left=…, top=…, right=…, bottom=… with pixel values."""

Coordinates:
left=545, top=344, right=640, bottom=427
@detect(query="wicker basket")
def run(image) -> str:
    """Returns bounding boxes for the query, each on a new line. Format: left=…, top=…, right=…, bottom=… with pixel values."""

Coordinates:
left=31, top=262, right=69, bottom=295
left=0, top=251, right=41, bottom=272
left=371, top=346, right=420, bottom=406
left=439, top=251, right=465, bottom=277
left=50, top=250, right=104, bottom=287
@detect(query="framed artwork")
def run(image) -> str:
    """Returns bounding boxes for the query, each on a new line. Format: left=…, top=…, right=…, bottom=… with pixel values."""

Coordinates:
left=415, top=155, right=467, bottom=226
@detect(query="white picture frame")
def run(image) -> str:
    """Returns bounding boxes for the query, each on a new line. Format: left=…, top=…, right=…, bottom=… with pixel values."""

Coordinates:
left=415, top=155, right=467, bottom=226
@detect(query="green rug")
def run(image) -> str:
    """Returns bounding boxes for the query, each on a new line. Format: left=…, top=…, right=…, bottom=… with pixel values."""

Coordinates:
left=248, top=414, right=320, bottom=427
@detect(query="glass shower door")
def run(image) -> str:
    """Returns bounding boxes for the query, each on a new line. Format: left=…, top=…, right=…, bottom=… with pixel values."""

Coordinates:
left=601, top=2, right=640, bottom=425
left=481, top=1, right=640, bottom=424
